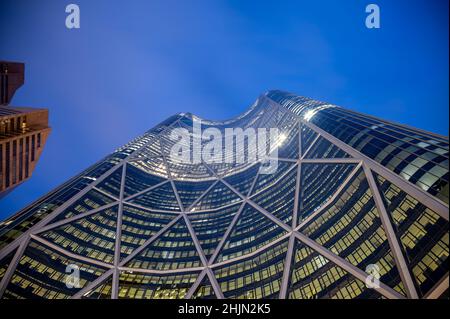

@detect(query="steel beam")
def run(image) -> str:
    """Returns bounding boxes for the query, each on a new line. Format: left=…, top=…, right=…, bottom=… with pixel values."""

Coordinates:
left=185, top=270, right=207, bottom=299
left=425, top=273, right=449, bottom=299
left=0, top=235, right=30, bottom=298
left=279, top=233, right=295, bottom=299
left=363, top=164, right=419, bottom=299
left=112, top=163, right=128, bottom=298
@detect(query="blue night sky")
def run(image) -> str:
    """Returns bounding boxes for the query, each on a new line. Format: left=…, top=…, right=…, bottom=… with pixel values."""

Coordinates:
left=0, top=0, right=448, bottom=220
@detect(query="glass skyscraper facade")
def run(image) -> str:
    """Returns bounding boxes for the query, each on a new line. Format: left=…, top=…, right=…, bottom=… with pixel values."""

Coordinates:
left=0, top=90, right=448, bottom=299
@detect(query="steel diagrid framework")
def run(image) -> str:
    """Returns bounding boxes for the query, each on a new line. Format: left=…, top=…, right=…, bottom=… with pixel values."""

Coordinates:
left=0, top=90, right=448, bottom=299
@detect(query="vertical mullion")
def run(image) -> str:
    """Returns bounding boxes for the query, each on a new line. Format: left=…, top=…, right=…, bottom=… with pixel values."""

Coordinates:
left=279, top=233, right=295, bottom=299
left=111, top=163, right=127, bottom=299
left=292, top=164, right=301, bottom=228
left=298, top=122, right=302, bottom=158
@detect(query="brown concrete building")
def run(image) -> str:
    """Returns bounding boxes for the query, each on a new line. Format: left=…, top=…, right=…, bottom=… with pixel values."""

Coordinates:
left=0, top=61, right=50, bottom=198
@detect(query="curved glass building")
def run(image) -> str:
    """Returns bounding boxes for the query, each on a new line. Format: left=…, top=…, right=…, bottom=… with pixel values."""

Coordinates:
left=0, top=90, right=448, bottom=299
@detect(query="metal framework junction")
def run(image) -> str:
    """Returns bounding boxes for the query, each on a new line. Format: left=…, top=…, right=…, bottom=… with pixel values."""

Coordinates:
left=0, top=92, right=448, bottom=299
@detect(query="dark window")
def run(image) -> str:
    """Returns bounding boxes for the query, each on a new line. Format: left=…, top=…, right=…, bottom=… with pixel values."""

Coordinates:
left=25, top=136, right=29, bottom=178
left=12, top=140, right=17, bottom=184
left=5, top=142, right=10, bottom=188
left=19, top=138, right=23, bottom=180
left=31, top=134, right=35, bottom=162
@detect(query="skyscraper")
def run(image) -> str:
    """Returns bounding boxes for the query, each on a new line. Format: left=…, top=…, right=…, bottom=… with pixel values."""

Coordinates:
left=0, top=61, right=51, bottom=198
left=0, top=90, right=447, bottom=299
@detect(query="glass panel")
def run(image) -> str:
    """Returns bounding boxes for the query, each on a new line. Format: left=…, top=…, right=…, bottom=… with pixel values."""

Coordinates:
left=309, top=107, right=449, bottom=204
left=125, top=218, right=202, bottom=270
left=301, top=124, right=319, bottom=156
left=82, top=276, right=112, bottom=299
left=375, top=173, right=449, bottom=297
left=250, top=161, right=295, bottom=196
left=288, top=239, right=383, bottom=299
left=41, top=205, right=118, bottom=264
left=0, top=249, right=16, bottom=283
left=118, top=271, right=199, bottom=299
left=0, top=177, right=96, bottom=249
left=251, top=165, right=297, bottom=224
left=174, top=180, right=215, bottom=211
left=130, top=140, right=163, bottom=159
left=277, top=121, right=300, bottom=160
left=3, top=240, right=107, bottom=299
left=97, top=167, right=122, bottom=198
left=129, top=182, right=181, bottom=212
left=128, top=156, right=169, bottom=179
left=51, top=189, right=116, bottom=223
left=303, top=136, right=351, bottom=159
left=191, top=274, right=216, bottom=299
left=217, top=204, right=288, bottom=262
left=191, top=181, right=242, bottom=212
left=214, top=239, right=288, bottom=299
left=188, top=203, right=242, bottom=260
left=298, top=163, right=356, bottom=224
left=223, top=163, right=260, bottom=197
left=300, top=169, right=407, bottom=296
left=123, top=163, right=166, bottom=198
left=120, top=205, right=177, bottom=259
left=168, top=163, right=215, bottom=181
left=0, top=160, right=119, bottom=249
